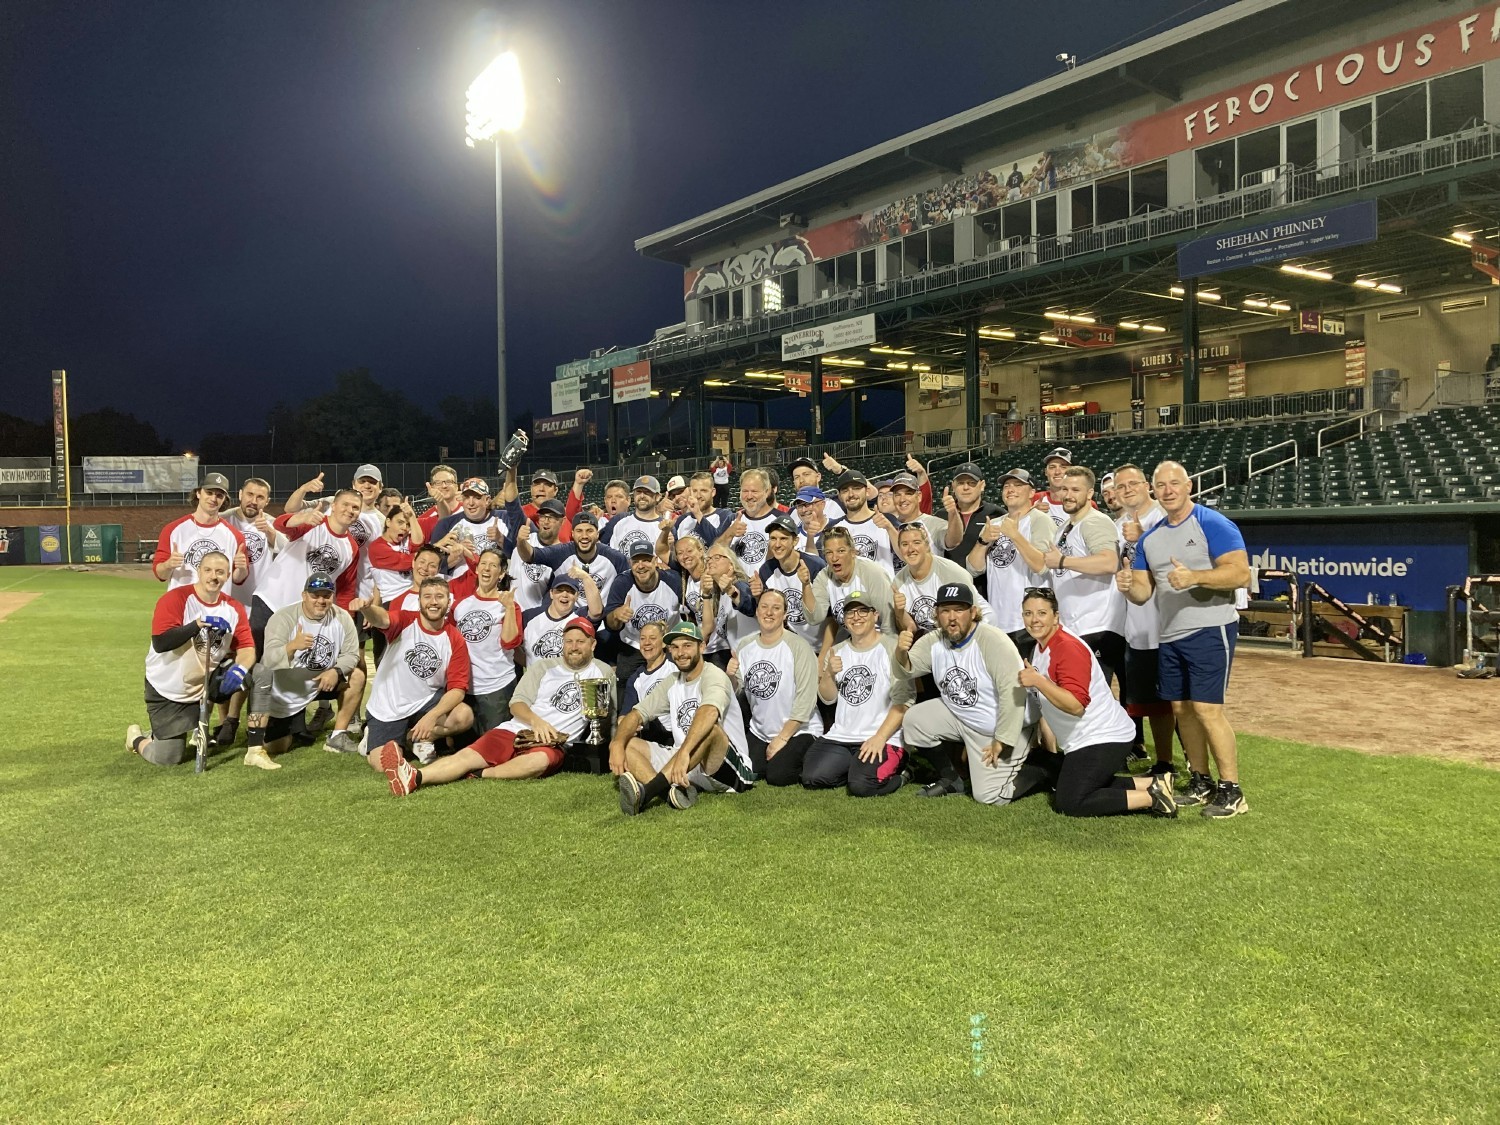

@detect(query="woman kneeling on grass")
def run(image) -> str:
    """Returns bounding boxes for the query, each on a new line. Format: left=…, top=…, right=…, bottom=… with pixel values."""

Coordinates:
left=1018, top=587, right=1177, bottom=819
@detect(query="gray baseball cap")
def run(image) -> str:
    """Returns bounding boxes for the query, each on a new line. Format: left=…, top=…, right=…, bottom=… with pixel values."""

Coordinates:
left=354, top=463, right=383, bottom=483
left=633, top=475, right=662, bottom=494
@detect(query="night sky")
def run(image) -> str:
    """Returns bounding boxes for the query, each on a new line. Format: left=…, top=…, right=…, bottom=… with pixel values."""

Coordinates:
left=2, top=0, right=1236, bottom=449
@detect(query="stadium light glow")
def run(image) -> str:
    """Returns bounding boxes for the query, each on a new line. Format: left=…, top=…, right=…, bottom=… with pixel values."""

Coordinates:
left=744, top=371, right=784, bottom=380
left=869, top=345, right=915, bottom=354
left=1038, top=333, right=1061, bottom=343
left=1452, top=229, right=1475, bottom=243
left=1268, top=300, right=1292, bottom=312
left=823, top=357, right=866, bottom=366
left=465, top=52, right=525, bottom=145
left=1044, top=310, right=1096, bottom=324
left=1280, top=263, right=1335, bottom=281
left=703, top=379, right=733, bottom=386
left=978, top=326, right=1016, bottom=339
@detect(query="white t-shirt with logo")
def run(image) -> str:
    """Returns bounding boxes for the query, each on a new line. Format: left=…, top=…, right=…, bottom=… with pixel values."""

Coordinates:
left=367, top=608, right=470, bottom=723
left=604, top=571, right=683, bottom=651
left=258, top=517, right=360, bottom=611
left=894, top=556, right=979, bottom=635
left=221, top=509, right=284, bottom=604
left=728, top=510, right=779, bottom=570
left=520, top=606, right=588, bottom=662
left=633, top=662, right=754, bottom=787
left=757, top=554, right=826, bottom=646
left=145, top=586, right=253, bottom=702
left=496, top=657, right=613, bottom=745
left=978, top=509, right=1054, bottom=633
left=835, top=514, right=896, bottom=574
left=154, top=515, right=247, bottom=591
left=825, top=635, right=910, bottom=745
left=733, top=631, right=823, bottom=741
left=266, top=606, right=357, bottom=718
left=451, top=592, right=519, bottom=695
left=1051, top=509, right=1127, bottom=637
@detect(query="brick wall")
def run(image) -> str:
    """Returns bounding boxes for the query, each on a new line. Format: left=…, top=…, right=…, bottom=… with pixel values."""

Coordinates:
left=0, top=505, right=192, bottom=549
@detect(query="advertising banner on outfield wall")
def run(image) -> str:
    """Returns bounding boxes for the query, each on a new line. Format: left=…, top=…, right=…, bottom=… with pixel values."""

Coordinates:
left=551, top=374, right=583, bottom=415
left=0, top=528, right=22, bottom=565
left=781, top=315, right=876, bottom=361
left=534, top=412, right=583, bottom=438
left=83, top=456, right=199, bottom=494
left=0, top=458, right=54, bottom=496
left=611, top=360, right=652, bottom=404
left=1245, top=520, right=1470, bottom=611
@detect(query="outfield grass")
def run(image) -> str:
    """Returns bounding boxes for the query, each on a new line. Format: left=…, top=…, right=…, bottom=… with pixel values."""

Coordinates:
left=1, top=566, right=1497, bottom=1122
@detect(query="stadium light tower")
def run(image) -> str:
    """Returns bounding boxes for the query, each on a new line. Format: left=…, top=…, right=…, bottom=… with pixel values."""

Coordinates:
left=465, top=51, right=526, bottom=448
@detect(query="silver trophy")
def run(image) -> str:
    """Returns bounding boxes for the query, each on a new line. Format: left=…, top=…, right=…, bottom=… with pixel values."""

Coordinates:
left=498, top=429, right=530, bottom=472
left=578, top=676, right=612, bottom=748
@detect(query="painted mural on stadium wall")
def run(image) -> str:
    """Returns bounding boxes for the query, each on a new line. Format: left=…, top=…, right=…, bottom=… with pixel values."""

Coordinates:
left=684, top=2, right=1500, bottom=299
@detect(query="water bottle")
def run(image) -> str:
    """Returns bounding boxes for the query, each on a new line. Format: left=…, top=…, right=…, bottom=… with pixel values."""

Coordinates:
left=497, top=429, right=530, bottom=471
left=1367, top=592, right=1375, bottom=605
left=1388, top=592, right=1398, bottom=607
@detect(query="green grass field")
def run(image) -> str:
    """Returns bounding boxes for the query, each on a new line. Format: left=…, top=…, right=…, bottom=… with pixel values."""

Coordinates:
left=2, top=566, right=1497, bottom=1123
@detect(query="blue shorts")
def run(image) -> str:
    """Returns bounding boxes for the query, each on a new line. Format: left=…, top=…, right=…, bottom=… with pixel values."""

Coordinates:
left=1158, top=623, right=1236, bottom=704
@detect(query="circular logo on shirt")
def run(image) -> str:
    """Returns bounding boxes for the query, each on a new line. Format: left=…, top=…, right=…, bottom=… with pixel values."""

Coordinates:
left=293, top=635, right=336, bottom=671
left=348, top=520, right=372, bottom=548
left=910, top=594, right=936, bottom=629
left=852, top=533, right=878, bottom=560
left=550, top=679, right=582, bottom=714
left=404, top=641, right=441, bottom=680
left=675, top=698, right=699, bottom=733
left=744, top=659, right=781, bottom=701
left=183, top=537, right=223, bottom=569
left=242, top=531, right=267, bottom=564
left=831, top=596, right=846, bottom=623
left=735, top=531, right=767, bottom=567
left=305, top=543, right=340, bottom=575
left=631, top=602, right=669, bottom=631
left=458, top=609, right=495, bottom=643
left=987, top=538, right=1017, bottom=569
left=938, top=666, right=980, bottom=708
left=684, top=587, right=703, bottom=620
left=838, top=663, right=876, bottom=705
left=533, top=628, right=563, bottom=658
left=782, top=589, right=807, bottom=625
left=525, top=563, right=550, bottom=586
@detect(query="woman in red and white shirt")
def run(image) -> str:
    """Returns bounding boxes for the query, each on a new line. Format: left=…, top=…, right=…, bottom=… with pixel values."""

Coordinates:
left=1018, top=587, right=1176, bottom=819
left=449, top=547, right=523, bottom=733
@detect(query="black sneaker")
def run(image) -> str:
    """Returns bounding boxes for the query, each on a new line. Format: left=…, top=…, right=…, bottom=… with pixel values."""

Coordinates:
left=667, top=783, right=698, bottom=810
left=210, top=718, right=239, bottom=747
left=1126, top=745, right=1149, bottom=764
left=917, top=777, right=967, bottom=798
left=1178, top=771, right=1216, bottom=807
left=1201, top=781, right=1249, bottom=819
left=1147, top=773, right=1178, bottom=818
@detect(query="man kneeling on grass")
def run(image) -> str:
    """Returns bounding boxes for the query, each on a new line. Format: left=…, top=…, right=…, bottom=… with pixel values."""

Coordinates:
left=609, top=621, right=756, bottom=815
left=355, top=577, right=473, bottom=768
left=242, top=572, right=362, bottom=769
left=380, top=617, right=614, bottom=797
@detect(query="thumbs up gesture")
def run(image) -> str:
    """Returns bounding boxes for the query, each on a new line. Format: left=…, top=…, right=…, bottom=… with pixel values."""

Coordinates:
left=893, top=590, right=907, bottom=618
left=1166, top=556, right=1195, bottom=590
left=942, top=486, right=958, bottom=517
left=286, top=624, right=315, bottom=656
left=1115, top=562, right=1134, bottom=593
left=897, top=628, right=915, bottom=654
left=748, top=572, right=764, bottom=597
left=1121, top=510, right=1142, bottom=544
left=1018, top=659, right=1045, bottom=689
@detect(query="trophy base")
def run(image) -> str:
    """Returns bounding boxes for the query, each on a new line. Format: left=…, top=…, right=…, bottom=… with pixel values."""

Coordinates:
left=561, top=746, right=610, bottom=774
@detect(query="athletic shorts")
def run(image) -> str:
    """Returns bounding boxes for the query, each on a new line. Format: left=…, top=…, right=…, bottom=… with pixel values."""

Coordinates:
left=469, top=727, right=564, bottom=775
left=1158, top=622, right=1237, bottom=704
left=366, top=690, right=443, bottom=750
left=467, top=683, right=515, bottom=736
left=1123, top=646, right=1172, bottom=716
left=644, top=741, right=748, bottom=793
left=144, top=679, right=200, bottom=740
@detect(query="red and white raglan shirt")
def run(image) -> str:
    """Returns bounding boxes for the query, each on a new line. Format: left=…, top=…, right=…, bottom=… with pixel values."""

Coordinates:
left=367, top=537, right=416, bottom=604
left=220, top=509, right=286, bottom=605
left=153, top=515, right=247, bottom=591
left=254, top=515, right=360, bottom=612
left=366, top=607, right=470, bottom=725
left=1026, top=627, right=1135, bottom=753
left=450, top=592, right=522, bottom=696
left=145, top=585, right=254, bottom=703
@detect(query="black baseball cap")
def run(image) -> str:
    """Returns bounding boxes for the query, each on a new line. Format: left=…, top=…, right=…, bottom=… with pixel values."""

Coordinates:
left=628, top=541, right=658, bottom=558
left=951, top=462, right=985, bottom=481
left=834, top=470, right=868, bottom=489
left=768, top=515, right=800, bottom=537
left=537, top=498, right=566, bottom=517
left=789, top=457, right=819, bottom=472
left=551, top=574, right=581, bottom=592
left=304, top=573, right=335, bottom=594
left=572, top=511, right=599, bottom=527
left=934, top=583, right=975, bottom=607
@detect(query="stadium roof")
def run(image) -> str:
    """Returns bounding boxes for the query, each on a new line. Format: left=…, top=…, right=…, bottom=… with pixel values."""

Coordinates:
left=636, top=0, right=1416, bottom=266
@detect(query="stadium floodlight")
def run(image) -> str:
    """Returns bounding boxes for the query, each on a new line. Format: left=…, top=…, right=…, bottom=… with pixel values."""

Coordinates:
left=465, top=52, right=526, bottom=145
left=465, top=50, right=526, bottom=462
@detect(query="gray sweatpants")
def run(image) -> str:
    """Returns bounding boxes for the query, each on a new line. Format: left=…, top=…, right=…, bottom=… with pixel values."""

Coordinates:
left=903, top=697, right=1036, bottom=805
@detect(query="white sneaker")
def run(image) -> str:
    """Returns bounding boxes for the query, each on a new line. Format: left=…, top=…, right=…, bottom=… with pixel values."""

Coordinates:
left=412, top=740, right=438, bottom=765
left=243, top=747, right=282, bottom=771
left=125, top=724, right=144, bottom=754
left=358, top=728, right=370, bottom=756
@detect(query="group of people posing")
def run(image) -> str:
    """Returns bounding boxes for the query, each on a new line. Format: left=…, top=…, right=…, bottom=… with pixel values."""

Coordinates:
left=127, top=442, right=1252, bottom=821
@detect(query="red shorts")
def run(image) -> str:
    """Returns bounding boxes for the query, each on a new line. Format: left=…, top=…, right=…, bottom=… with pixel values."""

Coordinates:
left=1125, top=701, right=1173, bottom=718
left=469, top=728, right=565, bottom=776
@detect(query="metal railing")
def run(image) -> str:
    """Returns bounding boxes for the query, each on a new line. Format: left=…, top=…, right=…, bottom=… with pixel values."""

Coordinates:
left=1316, top=410, right=1386, bottom=457
left=1247, top=439, right=1298, bottom=480
left=1191, top=464, right=1227, bottom=498
left=1433, top=370, right=1499, bottom=407
left=616, top=124, right=1500, bottom=369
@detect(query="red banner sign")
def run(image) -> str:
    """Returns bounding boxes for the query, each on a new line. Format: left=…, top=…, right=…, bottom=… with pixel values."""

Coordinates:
left=611, top=360, right=652, bottom=404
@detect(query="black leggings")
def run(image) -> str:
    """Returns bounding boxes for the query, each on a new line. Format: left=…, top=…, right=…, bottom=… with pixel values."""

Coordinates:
left=1053, top=741, right=1135, bottom=817
left=747, top=729, right=817, bottom=786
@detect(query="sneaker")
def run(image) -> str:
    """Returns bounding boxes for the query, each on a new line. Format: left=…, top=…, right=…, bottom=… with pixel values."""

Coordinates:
left=388, top=759, right=419, bottom=797
left=210, top=718, right=240, bottom=747
left=307, top=701, right=334, bottom=733
left=890, top=767, right=912, bottom=794
left=324, top=731, right=359, bottom=754
left=917, top=777, right=967, bottom=798
left=1178, top=771, right=1216, bottom=807
left=617, top=773, right=645, bottom=816
left=243, top=747, right=281, bottom=771
left=358, top=728, right=370, bottom=755
left=348, top=717, right=364, bottom=738
left=1201, top=782, right=1249, bottom=819
left=412, top=740, right=438, bottom=765
left=377, top=740, right=404, bottom=778
left=125, top=724, right=144, bottom=755
left=667, top=783, right=698, bottom=810
left=1147, top=773, right=1178, bottom=818
left=1147, top=761, right=1176, bottom=779
left=1126, top=745, right=1149, bottom=764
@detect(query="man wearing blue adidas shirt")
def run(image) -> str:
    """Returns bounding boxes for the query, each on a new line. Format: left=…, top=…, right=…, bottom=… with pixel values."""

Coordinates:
left=1119, top=461, right=1251, bottom=819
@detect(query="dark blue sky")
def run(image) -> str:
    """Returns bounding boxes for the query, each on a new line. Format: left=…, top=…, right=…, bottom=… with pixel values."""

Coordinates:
left=1, top=0, right=1233, bottom=446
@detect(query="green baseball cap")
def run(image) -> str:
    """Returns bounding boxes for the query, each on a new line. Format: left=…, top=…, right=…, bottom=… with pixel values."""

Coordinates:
left=663, top=620, right=704, bottom=644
